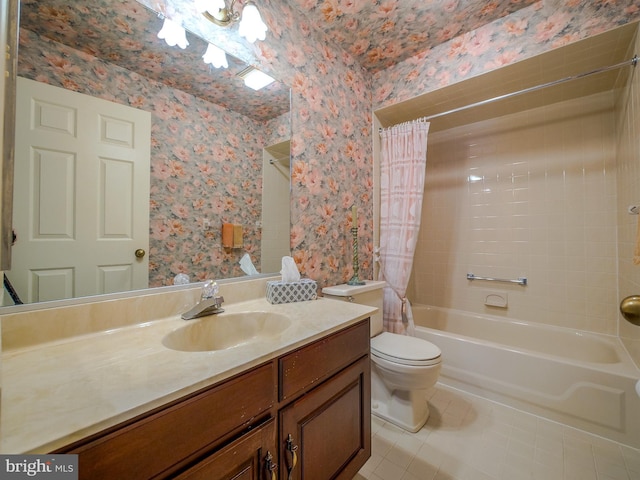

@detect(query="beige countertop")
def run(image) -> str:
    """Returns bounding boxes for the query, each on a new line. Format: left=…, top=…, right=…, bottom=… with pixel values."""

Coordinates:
left=1, top=295, right=376, bottom=454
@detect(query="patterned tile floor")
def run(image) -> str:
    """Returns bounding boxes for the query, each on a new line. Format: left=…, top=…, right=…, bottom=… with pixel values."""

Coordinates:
left=355, top=384, right=640, bottom=480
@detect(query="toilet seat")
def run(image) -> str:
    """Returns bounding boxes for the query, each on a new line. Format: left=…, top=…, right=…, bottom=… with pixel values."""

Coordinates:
left=371, top=332, right=441, bottom=366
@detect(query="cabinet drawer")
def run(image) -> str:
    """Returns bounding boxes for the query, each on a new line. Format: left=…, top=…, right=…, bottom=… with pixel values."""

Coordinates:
left=279, top=319, right=369, bottom=401
left=68, top=363, right=275, bottom=480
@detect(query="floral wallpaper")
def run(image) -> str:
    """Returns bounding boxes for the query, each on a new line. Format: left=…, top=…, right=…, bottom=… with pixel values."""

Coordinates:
left=18, top=28, right=289, bottom=287
left=137, top=0, right=377, bottom=288
left=285, top=0, right=537, bottom=73
left=17, top=0, right=640, bottom=292
left=138, top=0, right=640, bottom=291
left=373, top=1, right=640, bottom=108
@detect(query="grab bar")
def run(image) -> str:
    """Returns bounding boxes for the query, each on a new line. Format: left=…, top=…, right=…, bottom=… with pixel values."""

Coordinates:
left=467, top=273, right=527, bottom=286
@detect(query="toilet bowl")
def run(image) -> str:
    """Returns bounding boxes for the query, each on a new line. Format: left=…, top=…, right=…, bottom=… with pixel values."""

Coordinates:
left=322, top=281, right=442, bottom=433
left=370, top=331, right=441, bottom=432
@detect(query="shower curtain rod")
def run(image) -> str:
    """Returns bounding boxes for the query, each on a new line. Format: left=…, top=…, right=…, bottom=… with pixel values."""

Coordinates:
left=379, top=55, right=638, bottom=131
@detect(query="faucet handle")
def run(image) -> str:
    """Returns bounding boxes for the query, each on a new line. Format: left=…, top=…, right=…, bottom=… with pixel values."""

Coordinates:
left=202, top=280, right=219, bottom=300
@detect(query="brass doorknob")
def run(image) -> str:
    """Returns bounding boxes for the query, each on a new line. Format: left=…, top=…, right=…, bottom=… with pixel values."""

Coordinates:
left=135, top=248, right=146, bottom=259
left=620, top=295, right=640, bottom=326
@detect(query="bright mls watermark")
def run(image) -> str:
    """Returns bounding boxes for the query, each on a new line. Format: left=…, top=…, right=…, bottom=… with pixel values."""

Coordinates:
left=0, top=455, right=78, bottom=479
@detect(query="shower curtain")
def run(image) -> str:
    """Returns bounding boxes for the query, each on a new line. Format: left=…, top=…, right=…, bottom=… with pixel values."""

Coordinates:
left=379, top=120, right=430, bottom=334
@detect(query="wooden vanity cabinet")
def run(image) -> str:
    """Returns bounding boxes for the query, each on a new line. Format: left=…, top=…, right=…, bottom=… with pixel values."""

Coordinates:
left=56, top=363, right=277, bottom=480
left=277, top=320, right=371, bottom=480
left=54, top=319, right=371, bottom=480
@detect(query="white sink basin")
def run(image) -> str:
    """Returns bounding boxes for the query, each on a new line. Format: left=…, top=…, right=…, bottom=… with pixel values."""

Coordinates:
left=162, top=312, right=292, bottom=352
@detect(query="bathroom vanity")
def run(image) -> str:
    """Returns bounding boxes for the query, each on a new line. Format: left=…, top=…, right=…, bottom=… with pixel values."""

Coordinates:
left=55, top=321, right=370, bottom=479
left=0, top=277, right=375, bottom=479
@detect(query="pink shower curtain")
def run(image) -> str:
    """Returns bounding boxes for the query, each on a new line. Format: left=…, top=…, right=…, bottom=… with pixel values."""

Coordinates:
left=379, top=120, right=430, bottom=334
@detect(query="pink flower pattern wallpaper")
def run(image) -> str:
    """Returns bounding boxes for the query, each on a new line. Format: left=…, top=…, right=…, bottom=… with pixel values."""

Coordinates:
left=285, top=0, right=538, bottom=73
left=138, top=0, right=640, bottom=290
left=373, top=1, right=640, bottom=109
left=16, top=0, right=640, bottom=290
left=137, top=0, right=377, bottom=286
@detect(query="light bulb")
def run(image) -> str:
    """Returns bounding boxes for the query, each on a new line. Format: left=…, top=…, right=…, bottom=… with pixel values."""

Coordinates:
left=203, top=43, right=228, bottom=69
left=238, top=3, right=268, bottom=43
left=157, top=18, right=189, bottom=49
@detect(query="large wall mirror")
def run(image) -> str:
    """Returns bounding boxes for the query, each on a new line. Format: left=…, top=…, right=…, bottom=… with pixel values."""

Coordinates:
left=2, top=0, right=291, bottom=306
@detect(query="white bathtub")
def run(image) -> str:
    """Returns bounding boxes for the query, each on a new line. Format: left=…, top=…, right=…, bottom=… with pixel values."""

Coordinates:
left=412, top=304, right=640, bottom=448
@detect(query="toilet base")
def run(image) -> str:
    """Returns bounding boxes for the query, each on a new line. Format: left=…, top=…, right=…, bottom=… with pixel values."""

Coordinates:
left=371, top=372, right=431, bottom=433
left=371, top=401, right=430, bottom=433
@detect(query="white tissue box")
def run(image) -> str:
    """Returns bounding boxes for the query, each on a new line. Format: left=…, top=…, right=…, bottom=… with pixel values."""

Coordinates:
left=266, top=279, right=318, bottom=304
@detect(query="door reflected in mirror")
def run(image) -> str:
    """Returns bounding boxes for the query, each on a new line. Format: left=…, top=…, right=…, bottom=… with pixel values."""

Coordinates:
left=3, top=0, right=291, bottom=306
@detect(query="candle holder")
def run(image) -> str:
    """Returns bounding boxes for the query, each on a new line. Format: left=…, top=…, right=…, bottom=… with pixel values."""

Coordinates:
left=347, top=227, right=365, bottom=286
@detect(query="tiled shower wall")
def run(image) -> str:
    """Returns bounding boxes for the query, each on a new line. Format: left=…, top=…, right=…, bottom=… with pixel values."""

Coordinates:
left=616, top=27, right=640, bottom=365
left=409, top=90, right=620, bottom=335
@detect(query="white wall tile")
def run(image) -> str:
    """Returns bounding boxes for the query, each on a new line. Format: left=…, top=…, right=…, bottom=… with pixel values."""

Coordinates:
left=412, top=90, right=620, bottom=334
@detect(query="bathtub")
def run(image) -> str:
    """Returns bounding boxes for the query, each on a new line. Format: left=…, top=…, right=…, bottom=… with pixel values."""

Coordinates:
left=412, top=304, right=640, bottom=448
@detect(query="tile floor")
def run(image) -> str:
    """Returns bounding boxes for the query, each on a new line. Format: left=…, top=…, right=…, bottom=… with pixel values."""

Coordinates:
left=355, top=384, right=640, bottom=480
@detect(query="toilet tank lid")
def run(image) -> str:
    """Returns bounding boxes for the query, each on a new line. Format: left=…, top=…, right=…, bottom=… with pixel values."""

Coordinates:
left=322, top=280, right=387, bottom=297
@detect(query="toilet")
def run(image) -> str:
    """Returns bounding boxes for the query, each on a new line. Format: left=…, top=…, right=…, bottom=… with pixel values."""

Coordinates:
left=322, top=281, right=442, bottom=433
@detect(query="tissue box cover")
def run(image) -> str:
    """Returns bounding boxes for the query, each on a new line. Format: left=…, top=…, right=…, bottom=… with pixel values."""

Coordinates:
left=266, top=279, right=317, bottom=304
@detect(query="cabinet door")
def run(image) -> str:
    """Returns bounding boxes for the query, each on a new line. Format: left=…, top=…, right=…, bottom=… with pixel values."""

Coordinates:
left=279, top=356, right=370, bottom=480
left=176, top=418, right=277, bottom=480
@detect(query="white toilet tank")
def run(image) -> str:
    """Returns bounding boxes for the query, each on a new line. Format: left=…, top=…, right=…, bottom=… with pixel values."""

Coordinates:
left=322, top=281, right=386, bottom=337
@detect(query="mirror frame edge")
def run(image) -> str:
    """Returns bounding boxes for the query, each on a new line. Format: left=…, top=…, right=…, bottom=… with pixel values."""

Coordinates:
left=1, top=0, right=18, bottom=271
left=0, top=272, right=282, bottom=314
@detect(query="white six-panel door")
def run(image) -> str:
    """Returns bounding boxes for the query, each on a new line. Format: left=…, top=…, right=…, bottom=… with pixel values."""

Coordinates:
left=10, top=77, right=151, bottom=303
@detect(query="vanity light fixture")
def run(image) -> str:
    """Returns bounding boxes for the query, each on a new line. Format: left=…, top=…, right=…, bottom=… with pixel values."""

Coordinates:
left=197, top=0, right=268, bottom=43
left=156, top=15, right=227, bottom=69
left=203, top=43, right=229, bottom=68
left=237, top=66, right=275, bottom=91
left=157, top=18, right=189, bottom=49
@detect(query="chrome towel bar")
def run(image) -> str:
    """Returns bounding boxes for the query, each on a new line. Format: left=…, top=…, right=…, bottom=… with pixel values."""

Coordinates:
left=467, top=273, right=527, bottom=286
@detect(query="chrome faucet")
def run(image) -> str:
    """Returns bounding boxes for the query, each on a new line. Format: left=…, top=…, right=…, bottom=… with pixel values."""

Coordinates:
left=181, top=280, right=225, bottom=320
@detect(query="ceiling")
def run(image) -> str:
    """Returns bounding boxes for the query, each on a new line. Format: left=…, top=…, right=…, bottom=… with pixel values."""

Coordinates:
left=20, top=0, right=639, bottom=131
left=375, top=22, right=639, bottom=132
left=288, top=1, right=638, bottom=131
left=287, top=0, right=538, bottom=73
left=18, top=0, right=290, bottom=122
left=21, top=0, right=541, bottom=91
